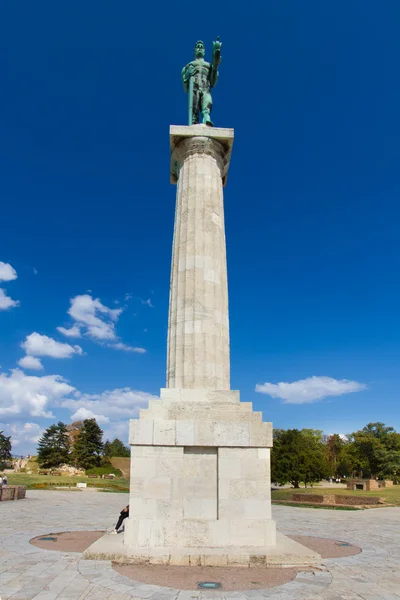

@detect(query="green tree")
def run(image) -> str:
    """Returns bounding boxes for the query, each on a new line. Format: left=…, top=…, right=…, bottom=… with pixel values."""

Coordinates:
left=375, top=448, right=400, bottom=480
left=361, top=422, right=395, bottom=441
left=324, top=434, right=346, bottom=478
left=0, top=431, right=12, bottom=468
left=347, top=422, right=400, bottom=479
left=74, top=419, right=104, bottom=470
left=37, top=422, right=71, bottom=468
left=351, top=432, right=382, bottom=477
left=103, top=438, right=130, bottom=458
left=103, top=440, right=112, bottom=458
left=272, top=429, right=328, bottom=488
left=336, top=441, right=358, bottom=477
left=66, top=420, right=84, bottom=467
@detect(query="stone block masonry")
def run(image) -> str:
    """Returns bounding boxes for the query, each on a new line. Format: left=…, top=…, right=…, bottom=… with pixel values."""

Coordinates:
left=0, top=485, right=26, bottom=500
left=125, top=387, right=276, bottom=555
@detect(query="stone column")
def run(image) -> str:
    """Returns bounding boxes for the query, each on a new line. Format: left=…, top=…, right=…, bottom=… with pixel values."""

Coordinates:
left=167, top=125, right=234, bottom=390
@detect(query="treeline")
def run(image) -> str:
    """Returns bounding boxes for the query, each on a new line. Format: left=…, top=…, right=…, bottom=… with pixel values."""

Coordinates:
left=272, top=422, right=400, bottom=488
left=36, top=418, right=130, bottom=470
left=13, top=418, right=400, bottom=487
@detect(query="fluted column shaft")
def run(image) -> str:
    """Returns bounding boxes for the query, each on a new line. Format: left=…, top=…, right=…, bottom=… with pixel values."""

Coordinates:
left=167, top=128, right=233, bottom=389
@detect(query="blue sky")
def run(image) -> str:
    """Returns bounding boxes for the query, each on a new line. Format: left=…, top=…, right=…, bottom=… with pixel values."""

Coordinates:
left=1, top=1, right=399, bottom=454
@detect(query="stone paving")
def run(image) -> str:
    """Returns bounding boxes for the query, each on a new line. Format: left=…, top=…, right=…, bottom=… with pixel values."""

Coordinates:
left=0, top=490, right=399, bottom=600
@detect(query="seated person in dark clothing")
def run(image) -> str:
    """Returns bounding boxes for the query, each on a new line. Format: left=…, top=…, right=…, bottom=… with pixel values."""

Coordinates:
left=110, top=504, right=129, bottom=534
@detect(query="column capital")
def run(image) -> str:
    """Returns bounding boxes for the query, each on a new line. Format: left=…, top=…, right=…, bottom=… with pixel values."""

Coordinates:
left=170, top=125, right=234, bottom=186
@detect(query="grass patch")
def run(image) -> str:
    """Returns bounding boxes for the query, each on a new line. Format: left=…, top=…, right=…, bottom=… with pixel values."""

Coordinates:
left=7, top=473, right=129, bottom=493
left=271, top=485, right=400, bottom=506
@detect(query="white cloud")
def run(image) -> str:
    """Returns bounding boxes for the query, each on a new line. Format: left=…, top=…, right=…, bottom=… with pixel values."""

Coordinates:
left=70, top=407, right=110, bottom=424
left=18, top=356, right=44, bottom=371
left=124, top=293, right=133, bottom=301
left=0, top=262, right=17, bottom=282
left=21, top=333, right=83, bottom=359
left=57, top=325, right=82, bottom=338
left=0, top=262, right=19, bottom=310
left=0, top=369, right=75, bottom=418
left=108, top=342, right=146, bottom=353
left=0, top=422, right=44, bottom=451
left=68, top=294, right=122, bottom=341
left=62, top=387, right=157, bottom=422
left=58, top=294, right=146, bottom=353
left=142, top=298, right=154, bottom=308
left=0, top=289, right=19, bottom=310
left=0, top=370, right=156, bottom=453
left=255, top=376, right=367, bottom=404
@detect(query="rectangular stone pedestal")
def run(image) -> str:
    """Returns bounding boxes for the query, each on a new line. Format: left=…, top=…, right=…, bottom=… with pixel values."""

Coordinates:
left=124, top=389, right=276, bottom=560
left=84, top=531, right=321, bottom=568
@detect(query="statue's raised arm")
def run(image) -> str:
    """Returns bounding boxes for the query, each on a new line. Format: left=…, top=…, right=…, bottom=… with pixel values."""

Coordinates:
left=209, top=37, right=222, bottom=88
left=181, top=38, right=222, bottom=127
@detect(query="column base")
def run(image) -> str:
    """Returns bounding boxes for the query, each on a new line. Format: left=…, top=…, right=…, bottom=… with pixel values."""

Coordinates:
left=84, top=530, right=321, bottom=568
left=124, top=515, right=276, bottom=549
left=126, top=388, right=276, bottom=562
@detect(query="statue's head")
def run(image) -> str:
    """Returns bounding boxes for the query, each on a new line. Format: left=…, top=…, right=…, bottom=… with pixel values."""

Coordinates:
left=194, top=41, right=205, bottom=59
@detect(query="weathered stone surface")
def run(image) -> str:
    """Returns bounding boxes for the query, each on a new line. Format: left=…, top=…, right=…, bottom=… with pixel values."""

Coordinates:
left=0, top=485, right=26, bottom=501
left=126, top=427, right=275, bottom=554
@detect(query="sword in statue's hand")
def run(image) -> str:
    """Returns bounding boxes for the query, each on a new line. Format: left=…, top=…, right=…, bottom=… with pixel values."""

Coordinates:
left=188, top=66, right=194, bottom=126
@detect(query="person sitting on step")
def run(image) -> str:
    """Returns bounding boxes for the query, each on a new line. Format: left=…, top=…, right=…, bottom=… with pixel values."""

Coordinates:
left=110, top=504, right=129, bottom=534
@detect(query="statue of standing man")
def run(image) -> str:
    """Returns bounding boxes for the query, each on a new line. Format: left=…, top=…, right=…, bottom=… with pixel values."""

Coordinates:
left=182, top=38, right=222, bottom=127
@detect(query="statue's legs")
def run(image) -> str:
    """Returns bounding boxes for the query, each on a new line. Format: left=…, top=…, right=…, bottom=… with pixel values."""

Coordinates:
left=201, top=91, right=213, bottom=126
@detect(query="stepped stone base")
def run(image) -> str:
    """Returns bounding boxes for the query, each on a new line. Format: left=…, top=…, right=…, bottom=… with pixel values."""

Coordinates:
left=125, top=388, right=277, bottom=556
left=84, top=531, right=322, bottom=568
left=130, top=388, right=272, bottom=447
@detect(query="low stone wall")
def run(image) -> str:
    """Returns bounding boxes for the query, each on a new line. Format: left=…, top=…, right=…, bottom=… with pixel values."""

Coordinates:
left=346, top=479, right=379, bottom=491
left=0, top=486, right=26, bottom=501
left=382, top=480, right=393, bottom=488
left=346, top=479, right=393, bottom=491
left=292, top=493, right=325, bottom=503
left=334, top=494, right=380, bottom=506
left=291, top=493, right=381, bottom=506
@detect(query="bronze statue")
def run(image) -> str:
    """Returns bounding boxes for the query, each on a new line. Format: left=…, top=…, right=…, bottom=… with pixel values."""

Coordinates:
left=181, top=38, right=222, bottom=127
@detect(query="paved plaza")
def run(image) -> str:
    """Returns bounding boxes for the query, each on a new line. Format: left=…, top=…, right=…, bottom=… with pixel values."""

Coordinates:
left=0, top=490, right=399, bottom=600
